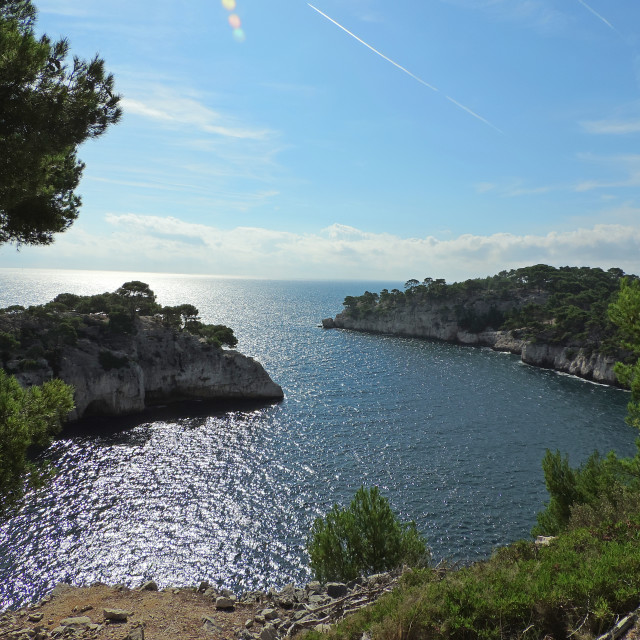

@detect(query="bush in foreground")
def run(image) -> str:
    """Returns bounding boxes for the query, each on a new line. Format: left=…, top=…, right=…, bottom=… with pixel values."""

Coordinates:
left=308, top=486, right=430, bottom=583
left=305, top=493, right=640, bottom=640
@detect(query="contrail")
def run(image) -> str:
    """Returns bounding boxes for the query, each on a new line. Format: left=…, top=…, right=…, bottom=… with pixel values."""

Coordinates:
left=576, top=0, right=615, bottom=30
left=308, top=3, right=502, bottom=134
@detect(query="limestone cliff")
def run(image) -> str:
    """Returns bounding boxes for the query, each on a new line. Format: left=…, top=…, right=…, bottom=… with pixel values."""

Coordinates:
left=325, top=304, right=620, bottom=386
left=4, top=314, right=283, bottom=420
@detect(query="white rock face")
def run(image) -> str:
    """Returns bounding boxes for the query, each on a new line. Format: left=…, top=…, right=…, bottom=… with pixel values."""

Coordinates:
left=332, top=307, right=619, bottom=386
left=14, top=316, right=283, bottom=420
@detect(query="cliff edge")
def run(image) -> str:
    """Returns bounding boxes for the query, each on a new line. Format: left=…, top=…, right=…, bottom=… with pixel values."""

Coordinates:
left=326, top=308, right=619, bottom=385
left=2, top=313, right=283, bottom=421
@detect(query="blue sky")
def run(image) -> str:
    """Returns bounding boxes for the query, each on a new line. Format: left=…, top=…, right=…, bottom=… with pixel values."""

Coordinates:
left=3, top=0, right=640, bottom=281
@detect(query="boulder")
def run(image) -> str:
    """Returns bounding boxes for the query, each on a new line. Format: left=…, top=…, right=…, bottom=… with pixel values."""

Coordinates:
left=103, top=608, right=131, bottom=621
left=59, top=616, right=92, bottom=629
left=215, top=596, right=236, bottom=610
left=140, top=580, right=158, bottom=591
left=260, top=624, right=278, bottom=640
left=326, top=582, right=348, bottom=599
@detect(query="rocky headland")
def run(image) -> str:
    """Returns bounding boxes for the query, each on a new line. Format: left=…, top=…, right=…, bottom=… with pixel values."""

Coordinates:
left=324, top=308, right=619, bottom=385
left=0, top=312, right=283, bottom=421
left=322, top=265, right=632, bottom=387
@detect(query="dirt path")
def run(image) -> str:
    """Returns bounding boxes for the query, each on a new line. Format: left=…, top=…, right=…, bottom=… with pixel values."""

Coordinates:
left=0, top=583, right=264, bottom=640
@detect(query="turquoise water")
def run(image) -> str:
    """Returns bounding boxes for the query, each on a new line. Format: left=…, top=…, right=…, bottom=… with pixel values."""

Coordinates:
left=0, top=269, right=634, bottom=610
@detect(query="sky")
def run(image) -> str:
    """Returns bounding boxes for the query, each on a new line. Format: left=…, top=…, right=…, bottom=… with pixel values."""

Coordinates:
left=3, top=0, right=640, bottom=281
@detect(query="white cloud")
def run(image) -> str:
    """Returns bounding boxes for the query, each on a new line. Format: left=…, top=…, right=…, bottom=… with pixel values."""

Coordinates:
left=120, top=89, right=272, bottom=140
left=581, top=118, right=640, bottom=135
left=9, top=216, right=639, bottom=282
left=474, top=178, right=557, bottom=197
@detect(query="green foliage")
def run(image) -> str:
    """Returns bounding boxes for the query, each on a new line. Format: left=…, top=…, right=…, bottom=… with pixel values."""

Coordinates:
left=533, top=449, right=629, bottom=536
left=0, top=369, right=74, bottom=512
left=184, top=320, right=238, bottom=347
left=161, top=304, right=200, bottom=329
left=115, top=281, right=160, bottom=315
left=307, top=486, right=430, bottom=583
left=342, top=265, right=631, bottom=346
left=609, top=278, right=640, bottom=352
left=609, top=278, right=640, bottom=429
left=0, top=330, right=19, bottom=355
left=51, top=293, right=81, bottom=310
left=0, top=0, right=121, bottom=245
left=306, top=514, right=640, bottom=640
left=0, top=283, right=239, bottom=370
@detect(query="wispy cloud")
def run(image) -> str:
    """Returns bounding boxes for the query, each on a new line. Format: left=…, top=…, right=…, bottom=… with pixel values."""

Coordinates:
left=476, top=151, right=640, bottom=197
left=581, top=118, right=640, bottom=134
left=474, top=179, right=556, bottom=197
left=573, top=153, right=640, bottom=191
left=121, top=88, right=272, bottom=140
left=307, top=4, right=502, bottom=133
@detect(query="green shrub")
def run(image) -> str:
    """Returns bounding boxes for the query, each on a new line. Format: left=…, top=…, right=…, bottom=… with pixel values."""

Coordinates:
left=184, top=320, right=238, bottom=347
left=17, top=358, right=41, bottom=371
left=307, top=514, right=640, bottom=640
left=307, top=486, right=430, bottom=583
left=24, top=344, right=45, bottom=359
left=51, top=293, right=81, bottom=310
left=532, top=449, right=630, bottom=536
left=0, top=331, right=19, bottom=354
left=0, top=370, right=74, bottom=513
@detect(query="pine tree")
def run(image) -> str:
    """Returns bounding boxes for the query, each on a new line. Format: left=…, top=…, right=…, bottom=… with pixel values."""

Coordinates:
left=0, top=0, right=121, bottom=245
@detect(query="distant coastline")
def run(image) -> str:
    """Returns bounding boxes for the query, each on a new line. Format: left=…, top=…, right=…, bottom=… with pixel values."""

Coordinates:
left=323, top=265, right=635, bottom=388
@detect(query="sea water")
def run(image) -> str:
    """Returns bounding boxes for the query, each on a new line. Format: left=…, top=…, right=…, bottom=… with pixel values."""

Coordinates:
left=0, top=269, right=635, bottom=609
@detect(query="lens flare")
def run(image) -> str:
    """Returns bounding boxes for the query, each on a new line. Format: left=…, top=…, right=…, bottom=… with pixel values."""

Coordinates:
left=221, top=0, right=236, bottom=10
left=233, top=28, right=245, bottom=42
left=228, top=14, right=241, bottom=29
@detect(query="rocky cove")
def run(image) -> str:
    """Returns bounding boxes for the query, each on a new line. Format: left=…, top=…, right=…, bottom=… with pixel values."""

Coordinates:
left=323, top=304, right=620, bottom=386
left=1, top=312, right=283, bottom=421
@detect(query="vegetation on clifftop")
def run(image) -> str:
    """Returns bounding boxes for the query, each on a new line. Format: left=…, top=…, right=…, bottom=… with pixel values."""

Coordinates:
left=0, top=281, right=237, bottom=376
left=342, top=264, right=638, bottom=352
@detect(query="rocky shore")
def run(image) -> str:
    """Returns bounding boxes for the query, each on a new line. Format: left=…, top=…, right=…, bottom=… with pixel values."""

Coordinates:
left=0, top=572, right=403, bottom=640
left=2, top=313, right=283, bottom=421
left=323, top=310, right=620, bottom=386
